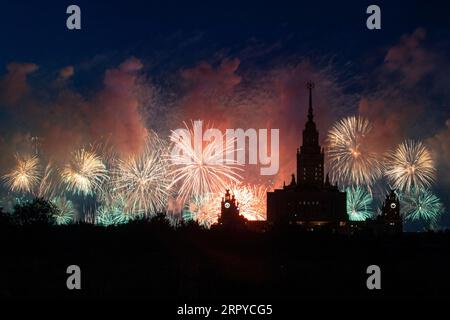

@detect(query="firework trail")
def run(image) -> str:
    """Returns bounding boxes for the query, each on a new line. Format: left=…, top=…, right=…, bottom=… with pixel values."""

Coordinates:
left=51, top=196, right=76, bottom=225
left=61, top=149, right=109, bottom=196
left=326, top=116, right=381, bottom=188
left=384, top=140, right=435, bottom=192
left=110, top=133, right=170, bottom=216
left=169, top=122, right=243, bottom=203
left=346, top=186, right=374, bottom=221
left=89, top=138, right=118, bottom=170
left=82, top=208, right=96, bottom=224
left=37, top=162, right=60, bottom=199
left=2, top=154, right=41, bottom=194
left=401, top=188, right=444, bottom=222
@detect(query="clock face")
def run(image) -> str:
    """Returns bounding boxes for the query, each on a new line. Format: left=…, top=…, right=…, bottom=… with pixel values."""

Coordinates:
left=390, top=203, right=397, bottom=209
left=224, top=202, right=230, bottom=209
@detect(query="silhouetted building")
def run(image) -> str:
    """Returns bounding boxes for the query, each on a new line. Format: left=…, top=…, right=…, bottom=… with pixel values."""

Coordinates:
left=211, top=82, right=403, bottom=235
left=267, top=82, right=347, bottom=230
left=215, top=189, right=248, bottom=228
left=347, top=190, right=403, bottom=235
left=375, top=189, right=403, bottom=234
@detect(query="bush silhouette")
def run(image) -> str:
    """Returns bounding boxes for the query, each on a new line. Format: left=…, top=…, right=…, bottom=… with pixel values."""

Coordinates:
left=148, top=212, right=173, bottom=230
left=11, top=198, right=58, bottom=226
left=177, top=218, right=206, bottom=232
left=0, top=207, right=12, bottom=226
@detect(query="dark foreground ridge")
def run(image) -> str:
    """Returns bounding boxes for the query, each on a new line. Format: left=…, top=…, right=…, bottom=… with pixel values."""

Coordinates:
left=1, top=219, right=450, bottom=300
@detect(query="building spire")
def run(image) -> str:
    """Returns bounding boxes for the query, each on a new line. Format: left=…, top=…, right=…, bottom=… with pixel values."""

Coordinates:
left=306, top=81, right=315, bottom=121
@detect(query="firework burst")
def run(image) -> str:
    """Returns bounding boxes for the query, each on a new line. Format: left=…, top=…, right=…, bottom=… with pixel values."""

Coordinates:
left=346, top=186, right=374, bottom=221
left=384, top=140, right=435, bottom=192
left=401, top=188, right=444, bottom=222
left=61, top=149, right=109, bottom=196
left=51, top=197, right=76, bottom=225
left=111, top=133, right=170, bottom=216
left=169, top=122, right=243, bottom=203
left=2, top=154, right=41, bottom=194
left=183, top=183, right=268, bottom=226
left=224, top=183, right=267, bottom=221
left=326, top=116, right=381, bottom=188
left=183, top=194, right=219, bottom=227
left=95, top=205, right=130, bottom=226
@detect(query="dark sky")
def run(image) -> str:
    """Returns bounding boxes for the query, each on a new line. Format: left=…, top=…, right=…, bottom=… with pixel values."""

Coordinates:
left=0, top=0, right=447, bottom=91
left=0, top=0, right=449, bottom=229
left=0, top=0, right=448, bottom=75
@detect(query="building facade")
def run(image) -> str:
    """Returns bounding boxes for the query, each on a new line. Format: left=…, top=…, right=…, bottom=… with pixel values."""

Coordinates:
left=374, top=189, right=403, bottom=234
left=267, top=82, right=348, bottom=229
left=216, top=189, right=248, bottom=228
left=213, top=82, right=403, bottom=234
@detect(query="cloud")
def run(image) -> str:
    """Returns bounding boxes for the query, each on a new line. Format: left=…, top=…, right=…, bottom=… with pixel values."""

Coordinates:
left=90, top=57, right=148, bottom=155
left=171, top=58, right=355, bottom=187
left=0, top=57, right=150, bottom=164
left=0, top=62, right=38, bottom=106
left=174, top=58, right=242, bottom=126
left=0, top=29, right=448, bottom=196
left=58, top=66, right=74, bottom=80
left=427, top=119, right=450, bottom=186
left=118, top=57, right=143, bottom=72
left=357, top=28, right=439, bottom=154
left=357, top=94, right=425, bottom=153
left=355, top=27, right=450, bottom=201
left=247, top=61, right=354, bottom=186
left=384, top=27, right=434, bottom=86
left=181, top=58, right=241, bottom=90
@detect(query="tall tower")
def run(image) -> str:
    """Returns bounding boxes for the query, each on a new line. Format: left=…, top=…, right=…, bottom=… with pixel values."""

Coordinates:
left=296, top=82, right=324, bottom=189
left=379, top=189, right=402, bottom=233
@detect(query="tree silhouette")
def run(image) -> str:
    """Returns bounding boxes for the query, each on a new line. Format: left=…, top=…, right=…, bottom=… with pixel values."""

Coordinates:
left=11, top=198, right=58, bottom=226
left=0, top=207, right=12, bottom=226
left=150, top=212, right=174, bottom=229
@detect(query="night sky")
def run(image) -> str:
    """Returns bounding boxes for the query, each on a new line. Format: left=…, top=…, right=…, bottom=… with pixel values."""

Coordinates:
left=0, top=0, right=449, bottom=229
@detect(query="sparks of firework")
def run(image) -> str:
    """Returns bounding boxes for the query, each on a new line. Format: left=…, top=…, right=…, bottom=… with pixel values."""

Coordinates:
left=401, top=188, right=444, bottom=222
left=2, top=154, right=41, bottom=194
left=51, top=197, right=76, bottom=225
left=110, top=133, right=170, bottom=216
left=37, top=162, right=60, bottom=199
left=183, top=193, right=220, bottom=227
left=98, top=189, right=132, bottom=217
left=224, top=183, right=267, bottom=221
left=384, top=140, right=435, bottom=192
left=169, top=122, right=243, bottom=203
left=326, top=116, right=381, bottom=187
left=82, top=209, right=96, bottom=224
left=95, top=205, right=130, bottom=226
left=346, top=186, right=374, bottom=221
left=61, top=149, right=109, bottom=196
left=183, top=183, right=267, bottom=226
left=94, top=193, right=136, bottom=226
left=89, top=138, right=118, bottom=169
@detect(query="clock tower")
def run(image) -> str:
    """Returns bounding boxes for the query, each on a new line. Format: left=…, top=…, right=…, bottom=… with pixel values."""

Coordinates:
left=217, top=189, right=247, bottom=227
left=379, top=189, right=402, bottom=233
left=381, top=189, right=400, bottom=219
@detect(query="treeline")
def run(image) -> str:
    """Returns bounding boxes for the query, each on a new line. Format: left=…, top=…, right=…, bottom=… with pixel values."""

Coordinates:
left=0, top=197, right=206, bottom=230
